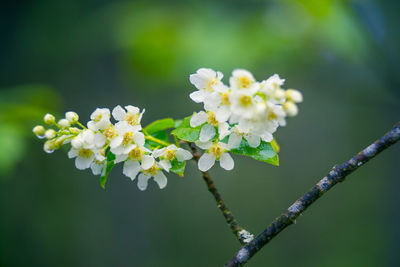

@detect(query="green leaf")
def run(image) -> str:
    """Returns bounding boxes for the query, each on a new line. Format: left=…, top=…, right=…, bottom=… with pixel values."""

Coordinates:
left=231, top=139, right=279, bottom=166
left=145, top=130, right=170, bottom=149
left=171, top=115, right=201, bottom=142
left=170, top=159, right=186, bottom=177
left=100, top=152, right=116, bottom=189
left=144, top=118, right=175, bottom=134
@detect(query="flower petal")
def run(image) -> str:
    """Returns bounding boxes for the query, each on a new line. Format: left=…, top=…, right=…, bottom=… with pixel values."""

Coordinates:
left=94, top=133, right=106, bottom=148
left=133, top=132, right=145, bottom=146
left=246, top=134, right=261, bottom=148
left=175, top=148, right=193, bottom=161
left=137, top=173, right=150, bottom=191
left=123, top=159, right=141, bottom=180
left=190, top=111, right=208, bottom=127
left=159, top=159, right=172, bottom=172
left=141, top=155, right=155, bottom=170
left=228, top=133, right=242, bottom=149
left=68, top=148, right=78, bottom=159
left=125, top=105, right=139, bottom=115
left=198, top=153, right=216, bottom=172
left=189, top=90, right=206, bottom=103
left=112, top=105, right=126, bottom=121
left=75, top=155, right=94, bottom=170
left=154, top=171, right=168, bottom=189
left=199, top=124, right=216, bottom=142
left=220, top=152, right=234, bottom=170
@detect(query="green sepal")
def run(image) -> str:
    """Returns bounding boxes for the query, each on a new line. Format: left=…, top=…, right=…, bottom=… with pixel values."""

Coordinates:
left=170, top=159, right=186, bottom=177
left=171, top=115, right=201, bottom=142
left=100, top=151, right=116, bottom=189
left=144, top=118, right=175, bottom=134
left=231, top=139, right=279, bottom=166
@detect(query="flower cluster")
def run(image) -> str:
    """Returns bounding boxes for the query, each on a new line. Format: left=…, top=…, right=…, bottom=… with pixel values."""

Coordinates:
left=32, top=106, right=193, bottom=190
left=189, top=68, right=302, bottom=172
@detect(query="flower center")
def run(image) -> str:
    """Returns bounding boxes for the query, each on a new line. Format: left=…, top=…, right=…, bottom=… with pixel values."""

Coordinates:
left=94, top=114, right=102, bottom=122
left=206, top=78, right=218, bottom=92
left=122, top=132, right=134, bottom=145
left=145, top=165, right=158, bottom=176
left=268, top=111, right=277, bottom=120
left=78, top=148, right=93, bottom=158
left=207, top=112, right=219, bottom=127
left=104, top=126, right=117, bottom=140
left=210, top=144, right=224, bottom=158
left=129, top=147, right=143, bottom=159
left=164, top=149, right=176, bottom=161
left=222, top=92, right=230, bottom=105
left=238, top=76, right=252, bottom=89
left=125, top=113, right=138, bottom=125
left=239, top=95, right=252, bottom=107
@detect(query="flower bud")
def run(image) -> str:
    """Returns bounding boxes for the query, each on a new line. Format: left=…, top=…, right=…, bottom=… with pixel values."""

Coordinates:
left=71, top=135, right=83, bottom=149
left=283, top=101, right=298, bottom=117
left=286, top=89, right=303, bottom=103
left=58, top=119, right=70, bottom=128
left=65, top=111, right=79, bottom=123
left=69, top=127, right=80, bottom=134
left=45, top=129, right=56, bottom=139
left=33, top=125, right=46, bottom=139
left=274, top=88, right=285, bottom=99
left=44, top=113, right=55, bottom=125
left=43, top=141, right=55, bottom=154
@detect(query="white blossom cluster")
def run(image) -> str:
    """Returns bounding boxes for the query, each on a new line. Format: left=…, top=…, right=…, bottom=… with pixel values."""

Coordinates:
left=189, top=68, right=303, bottom=172
left=32, top=106, right=193, bottom=190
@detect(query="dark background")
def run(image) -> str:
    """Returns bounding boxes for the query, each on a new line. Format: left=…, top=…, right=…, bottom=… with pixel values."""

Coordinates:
left=1, top=0, right=399, bottom=266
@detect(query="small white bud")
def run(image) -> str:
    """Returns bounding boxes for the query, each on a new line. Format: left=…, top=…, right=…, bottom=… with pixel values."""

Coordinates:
left=58, top=119, right=70, bottom=128
left=274, top=88, right=285, bottom=99
left=65, top=111, right=79, bottom=123
left=283, top=101, right=298, bottom=117
left=69, top=127, right=80, bottom=134
left=33, top=125, right=46, bottom=139
left=43, top=141, right=55, bottom=153
left=71, top=136, right=83, bottom=149
left=45, top=129, right=56, bottom=139
left=286, top=89, right=303, bottom=103
left=44, top=113, right=56, bottom=125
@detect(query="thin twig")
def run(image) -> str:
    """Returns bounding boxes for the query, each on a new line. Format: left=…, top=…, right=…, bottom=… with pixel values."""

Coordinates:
left=226, top=122, right=400, bottom=266
left=189, top=142, right=247, bottom=245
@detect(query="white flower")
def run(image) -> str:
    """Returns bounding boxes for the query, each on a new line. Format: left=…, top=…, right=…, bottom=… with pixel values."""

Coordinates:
left=114, top=144, right=153, bottom=181
left=228, top=125, right=262, bottom=149
left=137, top=163, right=168, bottom=191
left=87, top=108, right=111, bottom=131
left=189, top=68, right=224, bottom=103
left=203, top=84, right=232, bottom=122
left=153, top=144, right=193, bottom=171
left=229, top=69, right=257, bottom=91
left=230, top=87, right=258, bottom=119
left=112, top=105, right=144, bottom=129
left=190, top=111, right=230, bottom=142
left=65, top=111, right=79, bottom=123
left=196, top=141, right=234, bottom=171
left=109, top=121, right=144, bottom=155
left=68, top=130, right=106, bottom=170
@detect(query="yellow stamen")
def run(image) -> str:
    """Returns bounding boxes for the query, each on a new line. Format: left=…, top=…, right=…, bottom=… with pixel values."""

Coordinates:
left=78, top=148, right=93, bottom=158
left=238, top=76, right=252, bottom=89
left=222, top=92, right=230, bottom=105
left=145, top=165, right=158, bottom=176
left=239, top=95, right=252, bottom=107
left=210, top=143, right=224, bottom=159
left=125, top=113, right=138, bottom=125
left=206, top=78, right=218, bottom=92
left=104, top=126, right=117, bottom=140
left=207, top=112, right=219, bottom=127
left=129, top=147, right=143, bottom=159
left=122, top=132, right=133, bottom=145
left=164, top=149, right=176, bottom=161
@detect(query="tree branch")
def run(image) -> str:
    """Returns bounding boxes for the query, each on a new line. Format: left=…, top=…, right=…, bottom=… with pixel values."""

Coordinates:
left=226, top=122, right=400, bottom=266
left=189, top=142, right=247, bottom=245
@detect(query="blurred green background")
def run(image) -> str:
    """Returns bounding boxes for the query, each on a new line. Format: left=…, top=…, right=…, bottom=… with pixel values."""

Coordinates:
left=1, top=0, right=399, bottom=266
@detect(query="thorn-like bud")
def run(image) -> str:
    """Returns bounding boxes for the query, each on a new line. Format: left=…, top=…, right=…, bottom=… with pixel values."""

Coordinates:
left=44, top=113, right=55, bottom=125
left=33, top=125, right=46, bottom=139
left=58, top=119, right=70, bottom=128
left=283, top=101, right=298, bottom=117
left=45, top=129, right=56, bottom=139
left=65, top=111, right=79, bottom=123
left=286, top=89, right=303, bottom=103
